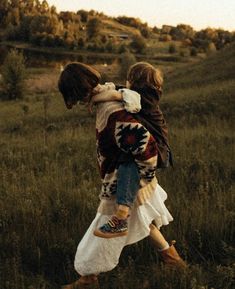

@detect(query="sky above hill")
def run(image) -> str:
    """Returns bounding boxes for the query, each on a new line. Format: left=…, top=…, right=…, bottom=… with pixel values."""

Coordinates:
left=47, top=0, right=235, bottom=31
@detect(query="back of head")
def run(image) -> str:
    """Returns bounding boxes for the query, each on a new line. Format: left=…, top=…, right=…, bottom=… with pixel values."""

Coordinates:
left=127, top=62, right=163, bottom=96
left=58, top=62, right=101, bottom=107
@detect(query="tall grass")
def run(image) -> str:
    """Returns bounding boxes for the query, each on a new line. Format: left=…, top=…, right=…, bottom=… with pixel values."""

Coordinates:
left=0, top=45, right=235, bottom=288
left=0, top=89, right=234, bottom=289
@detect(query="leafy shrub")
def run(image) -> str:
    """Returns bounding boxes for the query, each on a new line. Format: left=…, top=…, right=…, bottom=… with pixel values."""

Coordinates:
left=86, top=17, right=101, bottom=39
left=105, top=40, right=114, bottom=53
left=77, top=10, right=89, bottom=23
left=0, top=46, right=8, bottom=64
left=130, top=34, right=146, bottom=53
left=118, top=44, right=129, bottom=54
left=1, top=49, right=26, bottom=100
left=119, top=52, right=136, bottom=80
left=206, top=42, right=217, bottom=54
left=179, top=49, right=186, bottom=57
left=140, top=27, right=151, bottom=38
left=4, top=23, right=20, bottom=41
left=77, top=37, right=85, bottom=49
left=116, top=16, right=142, bottom=29
left=190, top=47, right=198, bottom=56
left=159, top=34, right=172, bottom=42
left=169, top=43, right=177, bottom=53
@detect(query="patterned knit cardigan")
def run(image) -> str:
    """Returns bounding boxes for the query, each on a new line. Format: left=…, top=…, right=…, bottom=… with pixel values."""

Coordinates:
left=96, top=101, right=158, bottom=212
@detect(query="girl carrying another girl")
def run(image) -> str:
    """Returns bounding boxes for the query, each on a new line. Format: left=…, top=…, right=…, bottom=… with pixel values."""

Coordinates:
left=58, top=62, right=185, bottom=289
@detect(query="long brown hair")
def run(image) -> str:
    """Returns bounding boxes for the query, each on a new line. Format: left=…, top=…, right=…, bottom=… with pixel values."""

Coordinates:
left=127, top=62, right=163, bottom=95
left=58, top=62, right=101, bottom=106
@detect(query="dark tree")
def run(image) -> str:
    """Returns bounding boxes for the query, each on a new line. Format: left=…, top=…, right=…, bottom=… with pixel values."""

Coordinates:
left=169, top=43, right=177, bottom=53
left=0, top=0, right=8, bottom=27
left=1, top=49, right=26, bottom=100
left=77, top=9, right=89, bottom=22
left=30, top=14, right=59, bottom=35
left=86, top=17, right=101, bottom=39
left=119, top=52, right=136, bottom=80
left=130, top=34, right=146, bottom=53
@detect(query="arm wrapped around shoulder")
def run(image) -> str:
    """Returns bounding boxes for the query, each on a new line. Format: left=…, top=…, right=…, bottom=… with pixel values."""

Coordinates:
left=104, top=82, right=116, bottom=90
left=119, top=88, right=141, bottom=113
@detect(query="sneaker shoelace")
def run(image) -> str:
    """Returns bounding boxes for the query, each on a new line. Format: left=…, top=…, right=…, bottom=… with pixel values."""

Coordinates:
left=107, top=216, right=120, bottom=228
left=100, top=216, right=127, bottom=233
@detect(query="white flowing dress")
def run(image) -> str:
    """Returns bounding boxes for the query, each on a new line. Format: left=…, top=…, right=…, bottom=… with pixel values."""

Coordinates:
left=74, top=183, right=173, bottom=276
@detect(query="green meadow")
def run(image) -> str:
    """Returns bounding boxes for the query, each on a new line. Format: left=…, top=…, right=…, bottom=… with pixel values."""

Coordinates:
left=0, top=44, right=234, bottom=289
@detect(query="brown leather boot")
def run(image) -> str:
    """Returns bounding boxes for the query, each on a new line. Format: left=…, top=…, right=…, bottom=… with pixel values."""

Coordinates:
left=159, top=240, right=187, bottom=269
left=61, top=275, right=99, bottom=289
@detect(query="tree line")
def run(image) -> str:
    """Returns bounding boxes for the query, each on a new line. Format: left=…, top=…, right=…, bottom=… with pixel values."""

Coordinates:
left=0, top=1, right=234, bottom=54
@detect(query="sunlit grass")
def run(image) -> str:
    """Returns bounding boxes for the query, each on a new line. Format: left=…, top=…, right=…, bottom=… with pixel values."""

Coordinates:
left=0, top=45, right=234, bottom=288
left=0, top=88, right=234, bottom=288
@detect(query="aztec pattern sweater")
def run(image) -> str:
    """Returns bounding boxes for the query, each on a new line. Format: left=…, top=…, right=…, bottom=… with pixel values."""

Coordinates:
left=96, top=101, right=158, bottom=203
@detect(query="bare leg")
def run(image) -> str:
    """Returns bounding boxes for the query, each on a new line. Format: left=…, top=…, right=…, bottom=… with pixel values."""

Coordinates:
left=149, top=223, right=169, bottom=250
left=149, top=223, right=187, bottom=268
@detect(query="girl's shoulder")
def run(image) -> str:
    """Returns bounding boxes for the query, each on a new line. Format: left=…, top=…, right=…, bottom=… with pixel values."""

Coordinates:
left=118, top=88, right=141, bottom=114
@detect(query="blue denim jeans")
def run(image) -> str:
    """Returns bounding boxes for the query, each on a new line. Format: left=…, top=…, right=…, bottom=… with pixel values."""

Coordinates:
left=116, top=161, right=140, bottom=207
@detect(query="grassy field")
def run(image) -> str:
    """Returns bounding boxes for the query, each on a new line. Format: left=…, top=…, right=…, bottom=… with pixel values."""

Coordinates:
left=0, top=45, right=234, bottom=289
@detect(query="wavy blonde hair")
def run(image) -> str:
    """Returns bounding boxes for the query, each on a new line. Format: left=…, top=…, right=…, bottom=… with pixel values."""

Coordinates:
left=127, top=62, right=163, bottom=94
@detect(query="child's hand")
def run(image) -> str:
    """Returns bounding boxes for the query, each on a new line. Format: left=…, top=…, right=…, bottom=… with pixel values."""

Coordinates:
left=92, top=85, right=105, bottom=95
left=92, top=83, right=115, bottom=95
left=104, top=82, right=116, bottom=90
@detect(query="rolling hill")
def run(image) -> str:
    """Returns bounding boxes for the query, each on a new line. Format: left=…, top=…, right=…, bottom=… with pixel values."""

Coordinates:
left=165, top=42, right=235, bottom=91
left=163, top=43, right=235, bottom=122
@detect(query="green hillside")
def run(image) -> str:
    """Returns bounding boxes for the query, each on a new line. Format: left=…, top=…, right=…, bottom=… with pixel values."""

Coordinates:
left=100, top=18, right=141, bottom=35
left=163, top=43, right=235, bottom=122
left=166, top=42, right=235, bottom=90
